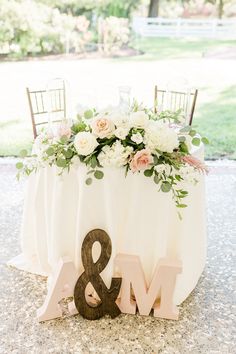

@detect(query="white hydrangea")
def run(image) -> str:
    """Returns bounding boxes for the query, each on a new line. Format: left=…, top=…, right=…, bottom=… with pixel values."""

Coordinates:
left=155, top=164, right=172, bottom=176
left=144, top=122, right=179, bottom=153
left=32, top=133, right=52, bottom=160
left=98, top=140, right=133, bottom=167
left=178, top=164, right=199, bottom=184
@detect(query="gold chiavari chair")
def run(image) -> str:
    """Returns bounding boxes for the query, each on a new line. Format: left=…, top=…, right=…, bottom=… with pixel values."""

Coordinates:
left=154, top=86, right=198, bottom=125
left=26, top=79, right=66, bottom=138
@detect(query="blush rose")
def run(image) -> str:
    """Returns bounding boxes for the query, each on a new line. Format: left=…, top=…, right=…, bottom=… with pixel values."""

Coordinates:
left=91, top=117, right=115, bottom=139
left=130, top=149, right=153, bottom=173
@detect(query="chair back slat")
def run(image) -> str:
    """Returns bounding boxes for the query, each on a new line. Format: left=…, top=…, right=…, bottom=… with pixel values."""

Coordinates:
left=154, top=86, right=198, bottom=125
left=26, top=80, right=66, bottom=138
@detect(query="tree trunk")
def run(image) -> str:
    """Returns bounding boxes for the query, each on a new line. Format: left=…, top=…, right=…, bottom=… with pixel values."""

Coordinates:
left=218, top=0, right=224, bottom=19
left=148, top=0, right=159, bottom=17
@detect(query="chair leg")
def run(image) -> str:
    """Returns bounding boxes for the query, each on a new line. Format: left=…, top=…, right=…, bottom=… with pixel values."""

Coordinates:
left=189, top=89, right=198, bottom=126
left=26, top=88, right=37, bottom=139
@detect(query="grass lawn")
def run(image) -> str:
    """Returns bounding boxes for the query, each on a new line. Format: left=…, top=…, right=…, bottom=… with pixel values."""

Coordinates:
left=131, top=37, right=236, bottom=60
left=0, top=37, right=235, bottom=159
left=195, top=85, right=236, bottom=159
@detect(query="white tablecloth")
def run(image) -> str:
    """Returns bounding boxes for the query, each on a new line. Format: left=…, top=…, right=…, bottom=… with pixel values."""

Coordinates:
left=9, top=145, right=207, bottom=305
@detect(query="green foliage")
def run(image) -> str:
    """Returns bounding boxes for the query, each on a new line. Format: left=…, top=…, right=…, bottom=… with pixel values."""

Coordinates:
left=161, top=181, right=172, bottom=192
left=39, top=0, right=139, bottom=18
left=0, top=0, right=93, bottom=57
left=84, top=110, right=94, bottom=119
left=94, top=170, right=104, bottom=179
left=98, top=16, right=130, bottom=54
left=144, top=169, right=153, bottom=177
left=0, top=0, right=137, bottom=57
left=96, top=0, right=139, bottom=18
left=56, top=158, right=67, bottom=168
left=86, top=177, right=93, bottom=185
left=19, top=149, right=28, bottom=158
left=131, top=37, right=236, bottom=61
left=46, top=147, right=55, bottom=156
left=16, top=161, right=23, bottom=169
left=192, top=137, right=201, bottom=146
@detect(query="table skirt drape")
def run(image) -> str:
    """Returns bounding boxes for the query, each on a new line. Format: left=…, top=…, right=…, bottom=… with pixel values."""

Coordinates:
left=9, top=146, right=207, bottom=305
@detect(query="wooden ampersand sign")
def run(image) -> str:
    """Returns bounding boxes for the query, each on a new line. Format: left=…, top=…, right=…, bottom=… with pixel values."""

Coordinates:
left=74, top=229, right=122, bottom=320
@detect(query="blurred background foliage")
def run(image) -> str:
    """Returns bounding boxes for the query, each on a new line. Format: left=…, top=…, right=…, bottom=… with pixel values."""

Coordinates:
left=0, top=0, right=235, bottom=159
left=0, top=0, right=236, bottom=58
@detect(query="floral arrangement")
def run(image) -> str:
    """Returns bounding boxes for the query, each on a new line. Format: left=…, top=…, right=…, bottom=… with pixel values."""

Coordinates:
left=16, top=102, right=208, bottom=218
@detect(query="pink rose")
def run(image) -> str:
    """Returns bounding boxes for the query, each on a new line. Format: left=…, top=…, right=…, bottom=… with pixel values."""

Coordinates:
left=130, top=149, right=153, bottom=173
left=57, top=123, right=71, bottom=139
left=91, top=117, right=115, bottom=139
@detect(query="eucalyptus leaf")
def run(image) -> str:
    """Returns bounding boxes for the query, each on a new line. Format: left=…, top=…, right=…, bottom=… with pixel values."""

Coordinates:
left=177, top=212, right=183, bottom=221
left=16, top=162, right=23, bottom=169
left=86, top=177, right=93, bottom=185
left=60, top=136, right=68, bottom=144
left=192, top=137, right=201, bottom=146
left=178, top=136, right=186, bottom=142
left=189, top=129, right=196, bottom=137
left=180, top=142, right=189, bottom=153
left=19, top=149, right=28, bottom=158
left=91, top=156, right=97, bottom=169
left=153, top=155, right=159, bottom=165
left=161, top=182, right=171, bottom=193
left=154, top=175, right=160, bottom=184
left=64, top=149, right=73, bottom=159
left=84, top=110, right=93, bottom=119
left=201, top=137, right=209, bottom=145
left=94, top=170, right=104, bottom=179
left=177, top=204, right=187, bottom=208
left=179, top=126, right=191, bottom=133
left=56, top=158, right=67, bottom=168
left=144, top=169, right=153, bottom=177
left=46, top=147, right=54, bottom=156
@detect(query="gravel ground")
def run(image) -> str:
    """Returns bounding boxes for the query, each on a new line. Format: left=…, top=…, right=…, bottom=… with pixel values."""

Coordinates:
left=0, top=162, right=235, bottom=354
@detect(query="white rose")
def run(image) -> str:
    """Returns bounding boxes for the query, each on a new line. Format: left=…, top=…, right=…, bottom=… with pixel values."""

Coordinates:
left=114, top=126, right=130, bottom=140
left=130, top=111, right=149, bottom=128
left=74, top=132, right=98, bottom=156
left=131, top=132, right=143, bottom=144
left=91, top=117, right=115, bottom=139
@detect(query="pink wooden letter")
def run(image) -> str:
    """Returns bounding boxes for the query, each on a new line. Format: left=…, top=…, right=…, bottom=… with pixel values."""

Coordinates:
left=115, top=254, right=182, bottom=320
left=37, top=257, right=78, bottom=322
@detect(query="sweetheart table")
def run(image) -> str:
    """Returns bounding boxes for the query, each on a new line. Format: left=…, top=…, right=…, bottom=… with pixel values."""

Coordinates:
left=9, top=143, right=206, bottom=306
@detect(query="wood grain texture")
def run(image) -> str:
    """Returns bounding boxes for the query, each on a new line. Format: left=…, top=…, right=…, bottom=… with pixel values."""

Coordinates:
left=74, top=229, right=122, bottom=320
